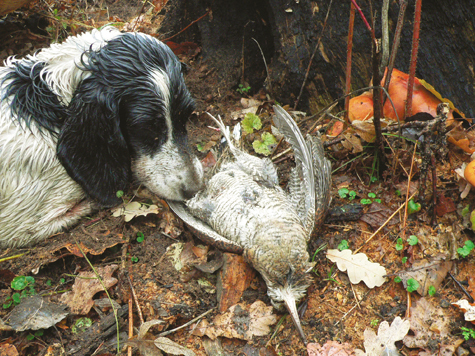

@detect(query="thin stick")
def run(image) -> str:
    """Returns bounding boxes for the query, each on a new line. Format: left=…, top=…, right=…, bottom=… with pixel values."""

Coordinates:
left=157, top=308, right=215, bottom=337
left=128, top=297, right=133, bottom=356
left=405, top=0, right=422, bottom=118
left=294, top=0, right=333, bottom=110
left=127, top=274, right=144, bottom=325
left=354, top=191, right=417, bottom=254
left=402, top=143, right=418, bottom=236
left=384, top=0, right=408, bottom=95
left=162, top=10, right=211, bottom=42
left=344, top=2, right=356, bottom=123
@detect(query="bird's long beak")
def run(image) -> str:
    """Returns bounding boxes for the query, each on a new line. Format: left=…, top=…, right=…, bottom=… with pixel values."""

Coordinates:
left=281, top=288, right=307, bottom=345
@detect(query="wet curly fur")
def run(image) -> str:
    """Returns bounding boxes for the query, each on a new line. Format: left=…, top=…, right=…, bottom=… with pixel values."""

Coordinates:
left=0, top=27, right=203, bottom=248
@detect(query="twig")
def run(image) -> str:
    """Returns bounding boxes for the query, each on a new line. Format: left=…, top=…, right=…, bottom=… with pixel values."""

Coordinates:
left=294, top=0, right=333, bottom=110
left=372, top=38, right=386, bottom=173
left=162, top=10, right=211, bottom=42
left=402, top=143, right=418, bottom=238
left=344, top=2, right=356, bottom=123
left=354, top=191, right=417, bottom=254
left=449, top=272, right=475, bottom=303
left=128, top=297, right=133, bottom=356
left=251, top=37, right=271, bottom=91
left=384, top=0, right=408, bottom=95
left=405, top=0, right=422, bottom=118
left=380, top=0, right=390, bottom=75
left=350, top=0, right=372, bottom=34
left=126, top=274, right=144, bottom=325
left=157, top=308, right=215, bottom=337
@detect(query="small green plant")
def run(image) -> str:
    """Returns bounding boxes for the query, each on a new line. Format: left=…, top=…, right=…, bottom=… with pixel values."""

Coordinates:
left=457, top=240, right=475, bottom=258
left=338, top=188, right=357, bottom=200
left=406, top=278, right=419, bottom=293
left=59, top=278, right=66, bottom=284
left=116, top=190, right=124, bottom=199
left=241, top=113, right=262, bottom=134
left=26, top=330, right=44, bottom=341
left=407, top=235, right=419, bottom=246
left=394, top=276, right=402, bottom=283
left=252, top=132, right=277, bottom=156
left=395, top=238, right=404, bottom=251
left=131, top=256, right=139, bottom=263
left=45, top=280, right=52, bottom=286
left=461, top=326, right=475, bottom=340
left=323, top=266, right=341, bottom=285
left=428, top=285, right=437, bottom=296
left=196, top=142, right=205, bottom=151
left=407, top=199, right=421, bottom=214
left=71, top=317, right=92, bottom=334
left=338, top=240, right=349, bottom=251
left=370, top=319, right=379, bottom=327
left=236, top=84, right=251, bottom=95
left=395, top=189, right=401, bottom=197
left=360, top=198, right=372, bottom=205
left=401, top=256, right=408, bottom=264
left=3, top=276, right=36, bottom=309
left=136, top=232, right=145, bottom=243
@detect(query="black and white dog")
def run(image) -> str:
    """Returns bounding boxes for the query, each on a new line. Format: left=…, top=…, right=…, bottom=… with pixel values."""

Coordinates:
left=0, top=27, right=203, bottom=248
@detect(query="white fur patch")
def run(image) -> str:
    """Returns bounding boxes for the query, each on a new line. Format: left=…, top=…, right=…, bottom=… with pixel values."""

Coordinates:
left=132, top=140, right=204, bottom=201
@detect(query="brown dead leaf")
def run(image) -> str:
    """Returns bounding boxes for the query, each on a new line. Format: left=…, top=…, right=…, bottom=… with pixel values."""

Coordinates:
left=447, top=121, right=475, bottom=153
left=308, top=341, right=356, bottom=356
left=435, top=193, right=456, bottom=217
left=360, top=202, right=399, bottom=229
left=201, top=150, right=217, bottom=169
left=0, top=344, right=19, bottom=356
left=60, top=265, right=119, bottom=315
left=64, top=241, right=122, bottom=257
left=327, top=121, right=344, bottom=137
left=341, top=133, right=363, bottom=153
left=204, top=301, right=277, bottom=340
left=351, top=120, right=376, bottom=142
left=403, top=298, right=464, bottom=353
left=160, top=210, right=183, bottom=238
left=396, top=256, right=453, bottom=296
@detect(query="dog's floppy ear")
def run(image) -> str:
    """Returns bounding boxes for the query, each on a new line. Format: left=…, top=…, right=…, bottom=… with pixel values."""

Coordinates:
left=57, top=83, right=130, bottom=207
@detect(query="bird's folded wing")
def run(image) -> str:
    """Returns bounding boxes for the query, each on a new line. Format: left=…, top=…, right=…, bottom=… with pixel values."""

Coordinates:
left=167, top=200, right=244, bottom=254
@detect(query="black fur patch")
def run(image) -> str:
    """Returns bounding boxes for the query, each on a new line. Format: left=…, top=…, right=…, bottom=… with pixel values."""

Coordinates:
left=1, top=60, right=66, bottom=134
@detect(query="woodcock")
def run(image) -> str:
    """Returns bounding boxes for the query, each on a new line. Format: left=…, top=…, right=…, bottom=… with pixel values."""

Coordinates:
left=168, top=105, right=332, bottom=343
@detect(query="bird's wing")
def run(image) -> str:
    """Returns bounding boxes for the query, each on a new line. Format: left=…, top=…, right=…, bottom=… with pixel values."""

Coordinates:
left=167, top=200, right=244, bottom=254
left=307, top=134, right=332, bottom=228
left=272, top=105, right=315, bottom=234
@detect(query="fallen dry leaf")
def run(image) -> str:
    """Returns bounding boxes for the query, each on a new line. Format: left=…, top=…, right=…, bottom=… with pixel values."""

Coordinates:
left=203, top=300, right=277, bottom=340
left=341, top=133, right=363, bottom=153
left=356, top=317, right=410, bottom=355
left=127, top=319, right=195, bottom=356
left=0, top=344, right=18, bottom=356
left=6, top=295, right=68, bottom=332
left=112, top=201, right=160, bottom=222
left=403, top=298, right=464, bottom=354
left=60, top=265, right=119, bottom=315
left=452, top=299, right=475, bottom=322
left=396, top=256, right=453, bottom=296
left=308, top=340, right=356, bottom=356
left=326, top=249, right=387, bottom=288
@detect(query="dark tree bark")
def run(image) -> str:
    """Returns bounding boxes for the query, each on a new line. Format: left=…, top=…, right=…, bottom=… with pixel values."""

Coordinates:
left=159, top=0, right=475, bottom=117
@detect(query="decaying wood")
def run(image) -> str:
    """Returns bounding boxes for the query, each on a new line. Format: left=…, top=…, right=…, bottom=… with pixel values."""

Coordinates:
left=67, top=305, right=128, bottom=356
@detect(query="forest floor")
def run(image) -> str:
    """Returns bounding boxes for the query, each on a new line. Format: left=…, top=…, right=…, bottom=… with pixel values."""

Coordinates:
left=1, top=1, right=475, bottom=356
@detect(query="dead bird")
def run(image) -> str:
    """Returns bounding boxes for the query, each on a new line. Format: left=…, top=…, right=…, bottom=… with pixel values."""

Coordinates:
left=168, top=105, right=332, bottom=343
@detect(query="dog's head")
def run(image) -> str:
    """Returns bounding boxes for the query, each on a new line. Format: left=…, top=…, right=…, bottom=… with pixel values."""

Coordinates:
left=52, top=31, right=203, bottom=206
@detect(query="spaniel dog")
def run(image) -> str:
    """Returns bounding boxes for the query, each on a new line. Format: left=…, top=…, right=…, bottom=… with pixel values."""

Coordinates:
left=0, top=27, right=203, bottom=248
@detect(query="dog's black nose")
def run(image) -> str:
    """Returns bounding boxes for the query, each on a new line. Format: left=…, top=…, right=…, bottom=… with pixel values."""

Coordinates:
left=182, top=187, right=199, bottom=200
